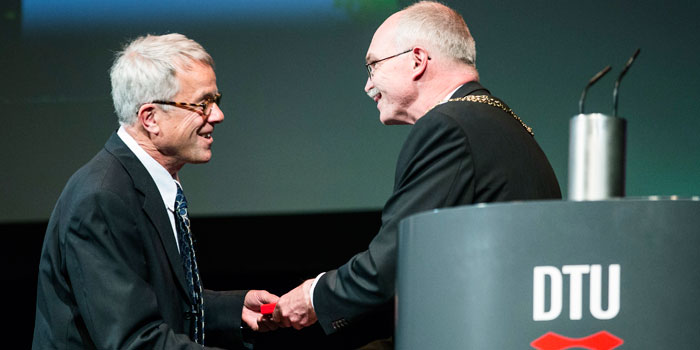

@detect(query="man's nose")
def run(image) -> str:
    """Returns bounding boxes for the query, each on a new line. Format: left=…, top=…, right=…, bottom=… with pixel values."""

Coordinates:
left=207, top=104, right=224, bottom=124
left=364, top=76, right=373, bottom=93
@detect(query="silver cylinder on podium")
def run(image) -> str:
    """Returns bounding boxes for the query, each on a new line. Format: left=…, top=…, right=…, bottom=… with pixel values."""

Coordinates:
left=567, top=113, right=626, bottom=200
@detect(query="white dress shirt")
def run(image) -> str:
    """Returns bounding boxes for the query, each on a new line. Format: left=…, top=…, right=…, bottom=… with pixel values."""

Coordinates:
left=117, top=126, right=182, bottom=252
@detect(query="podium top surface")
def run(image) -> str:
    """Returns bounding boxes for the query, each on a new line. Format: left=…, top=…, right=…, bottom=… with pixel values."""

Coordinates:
left=402, top=196, right=700, bottom=225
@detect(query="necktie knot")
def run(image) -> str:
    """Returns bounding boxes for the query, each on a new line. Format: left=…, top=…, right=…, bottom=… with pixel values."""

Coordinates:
left=175, top=184, right=189, bottom=215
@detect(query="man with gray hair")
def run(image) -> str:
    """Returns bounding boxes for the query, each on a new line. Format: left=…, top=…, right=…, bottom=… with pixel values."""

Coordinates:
left=273, top=1, right=561, bottom=346
left=32, top=33, right=278, bottom=349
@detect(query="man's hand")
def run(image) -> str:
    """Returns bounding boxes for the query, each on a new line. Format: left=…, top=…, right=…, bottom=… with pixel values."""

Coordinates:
left=242, top=290, right=280, bottom=332
left=272, top=279, right=317, bottom=330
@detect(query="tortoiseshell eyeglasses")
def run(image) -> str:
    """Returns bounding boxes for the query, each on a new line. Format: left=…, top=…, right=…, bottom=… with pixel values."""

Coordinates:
left=151, top=93, right=222, bottom=117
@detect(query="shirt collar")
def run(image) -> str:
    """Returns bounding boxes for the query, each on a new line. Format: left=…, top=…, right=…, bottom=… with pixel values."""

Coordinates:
left=439, top=84, right=465, bottom=103
left=117, top=126, right=179, bottom=212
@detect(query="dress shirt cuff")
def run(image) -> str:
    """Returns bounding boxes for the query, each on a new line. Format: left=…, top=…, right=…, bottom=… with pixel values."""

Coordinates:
left=309, top=272, right=325, bottom=309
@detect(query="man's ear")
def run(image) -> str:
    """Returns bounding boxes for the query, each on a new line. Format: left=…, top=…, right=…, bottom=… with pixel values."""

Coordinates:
left=411, top=46, right=430, bottom=80
left=138, top=104, right=160, bottom=135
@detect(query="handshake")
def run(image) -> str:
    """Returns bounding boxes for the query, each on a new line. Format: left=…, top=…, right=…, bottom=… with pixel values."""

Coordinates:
left=244, top=278, right=317, bottom=332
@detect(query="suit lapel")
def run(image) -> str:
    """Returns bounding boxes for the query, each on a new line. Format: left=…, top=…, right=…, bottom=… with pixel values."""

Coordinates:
left=104, top=133, right=192, bottom=303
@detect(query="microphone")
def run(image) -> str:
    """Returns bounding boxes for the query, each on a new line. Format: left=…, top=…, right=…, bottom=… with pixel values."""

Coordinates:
left=579, top=65, right=612, bottom=114
left=613, top=48, right=641, bottom=117
left=569, top=49, right=642, bottom=201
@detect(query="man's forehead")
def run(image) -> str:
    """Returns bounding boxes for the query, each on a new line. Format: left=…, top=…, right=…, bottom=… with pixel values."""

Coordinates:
left=174, top=62, right=217, bottom=99
left=366, top=13, right=401, bottom=62
left=365, top=41, right=395, bottom=63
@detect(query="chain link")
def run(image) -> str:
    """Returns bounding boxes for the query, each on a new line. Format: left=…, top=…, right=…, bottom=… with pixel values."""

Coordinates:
left=438, top=95, right=534, bottom=136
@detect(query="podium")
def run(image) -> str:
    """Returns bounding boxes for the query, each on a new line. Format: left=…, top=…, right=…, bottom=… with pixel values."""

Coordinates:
left=396, top=198, right=700, bottom=349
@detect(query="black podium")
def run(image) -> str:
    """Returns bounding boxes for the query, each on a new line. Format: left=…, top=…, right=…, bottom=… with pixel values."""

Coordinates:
left=396, top=198, right=700, bottom=349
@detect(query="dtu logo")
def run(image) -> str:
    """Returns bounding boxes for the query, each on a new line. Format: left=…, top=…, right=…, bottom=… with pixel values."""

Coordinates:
left=531, top=264, right=623, bottom=350
left=533, top=264, right=620, bottom=320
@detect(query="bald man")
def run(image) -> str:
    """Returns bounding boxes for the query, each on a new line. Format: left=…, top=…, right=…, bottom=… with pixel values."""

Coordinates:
left=273, top=1, right=561, bottom=345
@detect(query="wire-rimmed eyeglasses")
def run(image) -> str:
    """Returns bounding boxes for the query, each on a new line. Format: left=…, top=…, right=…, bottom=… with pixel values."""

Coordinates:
left=365, top=49, right=412, bottom=79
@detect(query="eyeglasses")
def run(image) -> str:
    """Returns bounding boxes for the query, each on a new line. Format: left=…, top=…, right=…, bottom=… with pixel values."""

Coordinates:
left=365, top=49, right=412, bottom=79
left=151, top=93, right=222, bottom=118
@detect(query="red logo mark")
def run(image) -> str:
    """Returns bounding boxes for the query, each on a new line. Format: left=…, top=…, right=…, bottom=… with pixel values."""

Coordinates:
left=531, top=331, right=624, bottom=350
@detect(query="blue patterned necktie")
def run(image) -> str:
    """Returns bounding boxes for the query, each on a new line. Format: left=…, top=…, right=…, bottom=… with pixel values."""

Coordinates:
left=175, top=184, right=205, bottom=345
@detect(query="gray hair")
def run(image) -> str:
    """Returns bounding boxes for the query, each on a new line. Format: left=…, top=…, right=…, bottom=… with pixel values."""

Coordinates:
left=110, top=33, right=214, bottom=126
left=395, top=1, right=476, bottom=67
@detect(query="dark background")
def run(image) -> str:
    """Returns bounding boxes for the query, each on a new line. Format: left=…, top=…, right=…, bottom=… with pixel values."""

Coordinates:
left=7, top=212, right=388, bottom=348
left=2, top=0, right=699, bottom=348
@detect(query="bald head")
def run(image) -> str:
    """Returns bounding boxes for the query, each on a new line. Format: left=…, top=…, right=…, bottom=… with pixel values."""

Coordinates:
left=395, top=1, right=477, bottom=68
left=363, top=1, right=479, bottom=124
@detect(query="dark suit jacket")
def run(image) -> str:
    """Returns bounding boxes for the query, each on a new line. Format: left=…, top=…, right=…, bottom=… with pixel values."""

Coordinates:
left=313, top=81, right=562, bottom=334
left=32, top=133, right=247, bottom=349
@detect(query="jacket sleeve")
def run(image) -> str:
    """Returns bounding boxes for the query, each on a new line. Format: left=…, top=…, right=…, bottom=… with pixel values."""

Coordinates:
left=202, top=289, right=248, bottom=348
left=313, top=112, right=475, bottom=333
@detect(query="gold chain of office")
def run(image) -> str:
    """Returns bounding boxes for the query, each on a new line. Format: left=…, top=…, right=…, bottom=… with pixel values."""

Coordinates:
left=439, top=95, right=534, bottom=136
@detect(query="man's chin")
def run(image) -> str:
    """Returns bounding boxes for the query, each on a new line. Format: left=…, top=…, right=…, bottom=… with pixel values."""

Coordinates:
left=379, top=109, right=413, bottom=125
left=189, top=153, right=212, bottom=164
left=380, top=115, right=410, bottom=126
left=379, top=113, right=394, bottom=125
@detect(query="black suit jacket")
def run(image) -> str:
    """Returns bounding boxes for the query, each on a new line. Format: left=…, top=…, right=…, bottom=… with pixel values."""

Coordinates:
left=32, top=133, right=247, bottom=349
left=313, top=81, right=562, bottom=334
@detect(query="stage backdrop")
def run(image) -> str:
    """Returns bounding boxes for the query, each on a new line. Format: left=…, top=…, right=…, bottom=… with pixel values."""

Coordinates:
left=2, top=0, right=699, bottom=223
